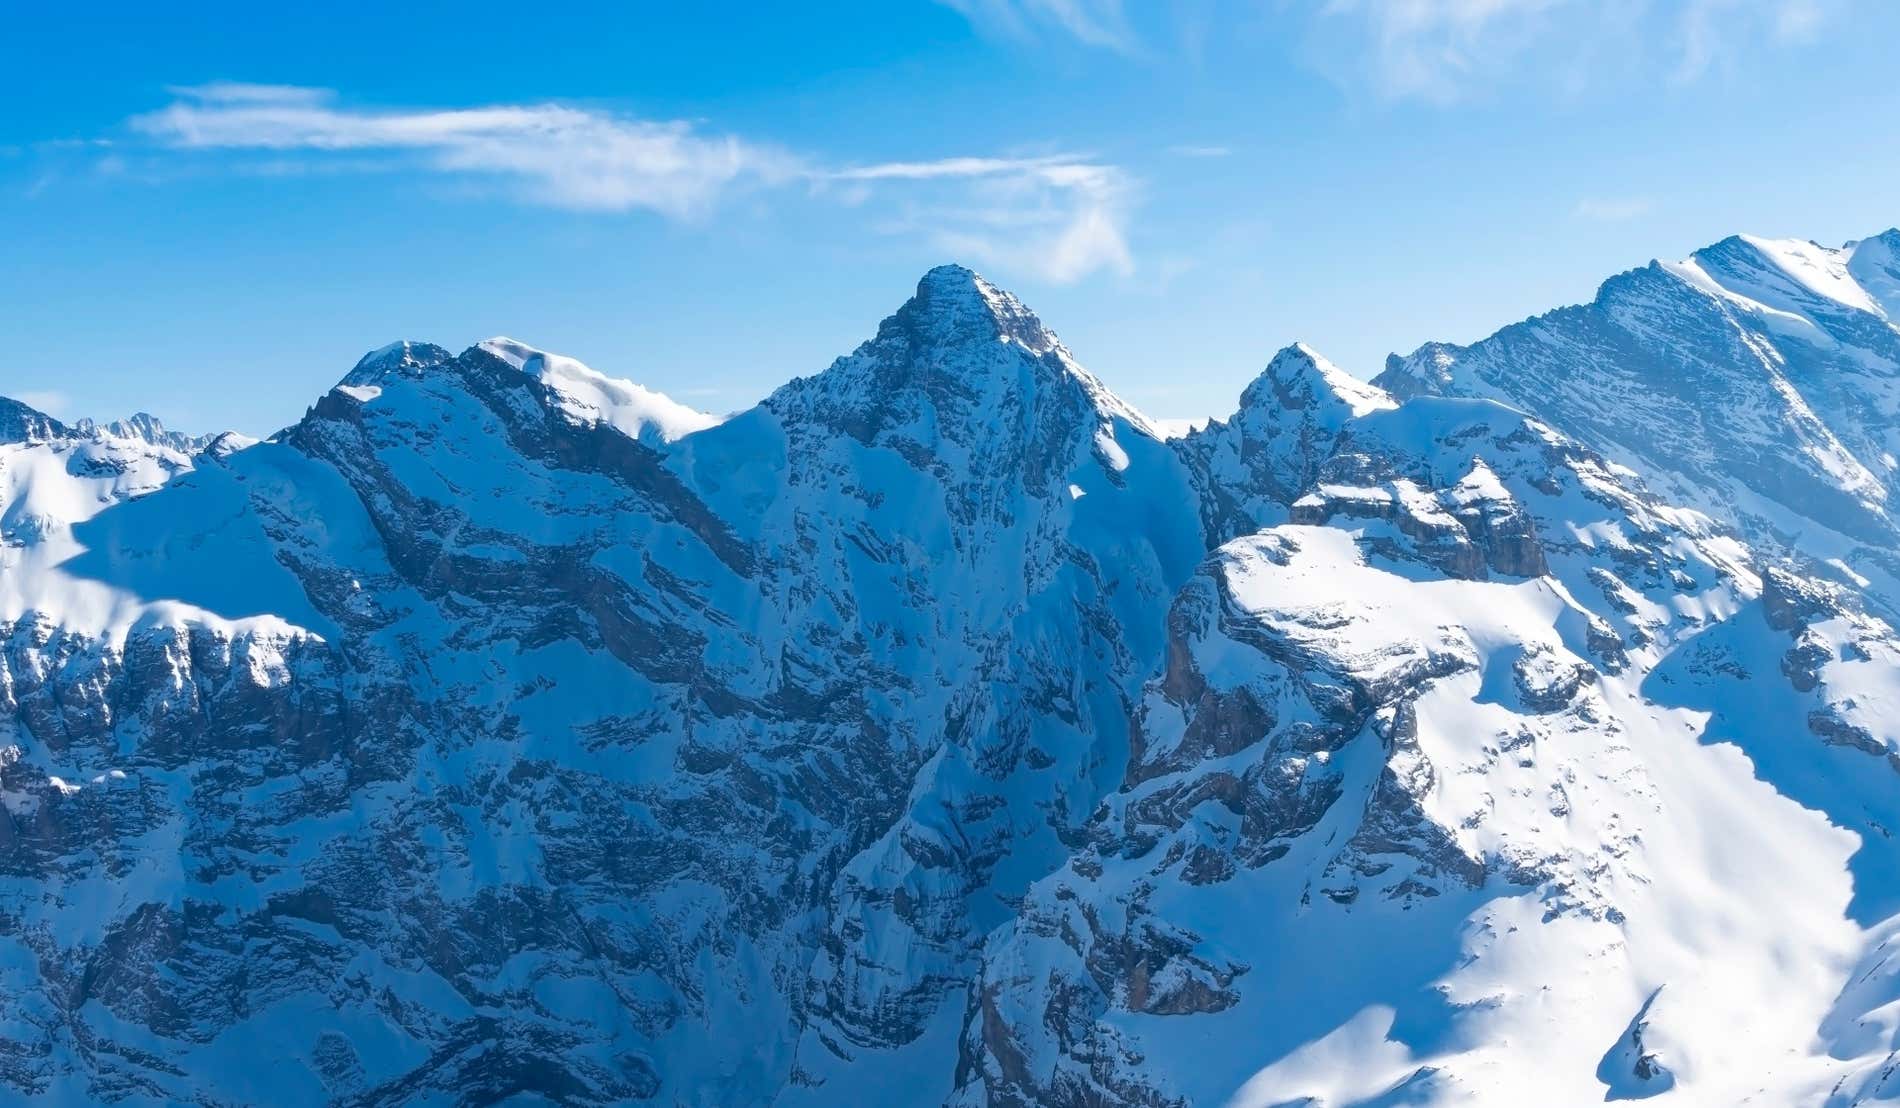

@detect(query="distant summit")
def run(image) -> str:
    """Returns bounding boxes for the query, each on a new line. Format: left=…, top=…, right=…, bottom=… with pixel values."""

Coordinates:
left=72, top=411, right=216, bottom=455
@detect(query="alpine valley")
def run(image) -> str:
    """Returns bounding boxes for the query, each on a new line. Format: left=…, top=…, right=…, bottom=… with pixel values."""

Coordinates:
left=4, top=231, right=1900, bottom=1107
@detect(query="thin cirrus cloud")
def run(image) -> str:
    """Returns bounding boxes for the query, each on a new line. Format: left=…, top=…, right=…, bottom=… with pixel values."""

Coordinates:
left=132, top=83, right=794, bottom=218
left=935, top=0, right=1845, bottom=103
left=935, top=0, right=1140, bottom=53
left=1312, top=0, right=1845, bottom=102
left=835, top=156, right=1135, bottom=283
left=128, top=84, right=1133, bottom=284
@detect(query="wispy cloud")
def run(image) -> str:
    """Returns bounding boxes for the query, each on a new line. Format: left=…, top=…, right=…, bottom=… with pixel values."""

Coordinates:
left=827, top=154, right=1084, bottom=182
left=162, top=82, right=334, bottom=106
left=1313, top=0, right=1845, bottom=102
left=937, top=0, right=1840, bottom=102
left=1676, top=0, right=1837, bottom=80
left=125, top=85, right=1136, bottom=284
left=936, top=0, right=1140, bottom=53
left=1168, top=144, right=1232, bottom=158
left=1771, top=0, right=1829, bottom=37
left=1316, top=0, right=1577, bottom=103
left=836, top=155, right=1135, bottom=283
left=1574, top=196, right=1653, bottom=222
left=134, top=84, right=796, bottom=217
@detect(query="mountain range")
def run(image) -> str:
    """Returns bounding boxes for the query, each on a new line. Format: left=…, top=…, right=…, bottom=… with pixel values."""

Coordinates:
left=2, top=233, right=1899, bottom=1106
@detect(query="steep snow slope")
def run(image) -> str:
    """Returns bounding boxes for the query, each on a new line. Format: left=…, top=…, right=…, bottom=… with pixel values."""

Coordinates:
left=0, top=403, right=207, bottom=549
left=3, top=247, right=1900, bottom=1107
left=0, top=401, right=226, bottom=630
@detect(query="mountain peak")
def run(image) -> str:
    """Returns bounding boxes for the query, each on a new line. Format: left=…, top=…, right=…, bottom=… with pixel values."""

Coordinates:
left=1188, top=343, right=1397, bottom=527
left=763, top=264, right=1158, bottom=459
left=341, top=339, right=454, bottom=387
left=898, top=263, right=1059, bottom=355
left=1849, top=228, right=1900, bottom=319
left=1681, top=232, right=1883, bottom=316
left=917, top=261, right=982, bottom=289
left=1375, top=342, right=1463, bottom=400
left=1859, top=227, right=1900, bottom=251
left=1241, top=343, right=1395, bottom=419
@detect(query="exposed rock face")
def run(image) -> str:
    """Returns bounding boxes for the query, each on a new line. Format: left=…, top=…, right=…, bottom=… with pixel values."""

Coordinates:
left=1183, top=343, right=1394, bottom=540
left=0, top=398, right=68, bottom=445
left=1596, top=987, right=1676, bottom=1099
left=3, top=240, right=1900, bottom=1106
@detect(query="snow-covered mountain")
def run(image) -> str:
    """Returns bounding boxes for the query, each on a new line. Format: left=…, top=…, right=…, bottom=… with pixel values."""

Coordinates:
left=2, top=243, right=1899, bottom=1106
left=0, top=405, right=220, bottom=551
left=1378, top=231, right=1900, bottom=615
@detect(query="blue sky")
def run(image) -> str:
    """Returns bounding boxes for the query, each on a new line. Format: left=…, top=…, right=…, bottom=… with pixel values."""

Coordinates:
left=5, top=0, right=1898, bottom=434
